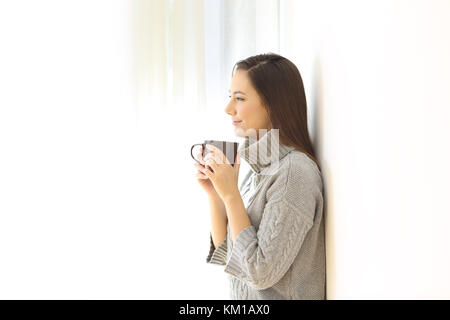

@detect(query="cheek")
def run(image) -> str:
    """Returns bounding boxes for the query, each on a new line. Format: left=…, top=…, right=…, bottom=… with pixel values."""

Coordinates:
left=250, top=106, right=269, bottom=126
left=238, top=103, right=258, bottom=121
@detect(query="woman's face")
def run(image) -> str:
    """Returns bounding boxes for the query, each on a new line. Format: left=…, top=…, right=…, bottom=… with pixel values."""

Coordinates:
left=224, top=69, right=271, bottom=139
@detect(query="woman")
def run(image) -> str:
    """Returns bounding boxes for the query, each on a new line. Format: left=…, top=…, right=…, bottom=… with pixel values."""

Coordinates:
left=193, top=53, right=325, bottom=300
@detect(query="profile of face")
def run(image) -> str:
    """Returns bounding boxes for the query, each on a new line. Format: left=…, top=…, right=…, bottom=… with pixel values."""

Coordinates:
left=224, top=69, right=272, bottom=139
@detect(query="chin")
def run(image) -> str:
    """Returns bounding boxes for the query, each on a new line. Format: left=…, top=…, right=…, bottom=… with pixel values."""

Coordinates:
left=234, top=132, right=246, bottom=139
left=235, top=127, right=257, bottom=139
left=234, top=127, right=247, bottom=137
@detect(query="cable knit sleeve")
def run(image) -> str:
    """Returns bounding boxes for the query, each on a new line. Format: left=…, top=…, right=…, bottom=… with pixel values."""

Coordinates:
left=223, top=158, right=318, bottom=290
left=206, top=232, right=227, bottom=265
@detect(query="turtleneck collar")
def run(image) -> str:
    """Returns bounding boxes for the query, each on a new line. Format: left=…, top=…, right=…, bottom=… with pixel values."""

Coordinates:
left=237, top=129, right=295, bottom=174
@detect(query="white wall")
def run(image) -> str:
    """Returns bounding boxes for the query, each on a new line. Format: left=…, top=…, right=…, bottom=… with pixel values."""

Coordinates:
left=282, top=0, right=450, bottom=299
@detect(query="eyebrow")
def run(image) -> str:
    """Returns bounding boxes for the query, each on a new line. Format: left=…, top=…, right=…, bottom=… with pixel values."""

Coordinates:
left=228, top=89, right=247, bottom=95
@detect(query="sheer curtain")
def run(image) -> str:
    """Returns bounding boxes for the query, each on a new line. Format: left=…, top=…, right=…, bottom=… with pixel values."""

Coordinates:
left=0, top=0, right=283, bottom=299
left=132, top=0, right=280, bottom=115
left=131, top=0, right=282, bottom=299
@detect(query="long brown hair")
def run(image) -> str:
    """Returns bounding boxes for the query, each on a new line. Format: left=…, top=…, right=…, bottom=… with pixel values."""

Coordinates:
left=232, top=53, right=321, bottom=171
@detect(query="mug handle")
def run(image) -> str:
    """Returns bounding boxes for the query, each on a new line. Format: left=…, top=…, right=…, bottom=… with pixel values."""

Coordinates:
left=190, top=143, right=205, bottom=165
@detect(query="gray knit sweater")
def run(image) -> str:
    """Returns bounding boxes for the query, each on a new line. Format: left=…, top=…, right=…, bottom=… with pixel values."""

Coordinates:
left=206, top=130, right=326, bottom=299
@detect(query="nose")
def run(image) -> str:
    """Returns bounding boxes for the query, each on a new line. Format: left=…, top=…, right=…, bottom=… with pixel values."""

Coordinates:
left=224, top=100, right=235, bottom=116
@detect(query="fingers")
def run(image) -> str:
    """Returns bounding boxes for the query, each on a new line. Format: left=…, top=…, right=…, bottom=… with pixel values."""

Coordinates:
left=195, top=171, right=208, bottom=179
left=194, top=163, right=207, bottom=173
left=205, top=144, right=229, bottom=165
left=193, top=151, right=210, bottom=179
left=204, top=157, right=218, bottom=172
left=194, top=164, right=208, bottom=179
left=204, top=151, right=223, bottom=165
left=203, top=164, right=213, bottom=177
left=194, top=162, right=205, bottom=170
left=196, top=151, right=205, bottom=165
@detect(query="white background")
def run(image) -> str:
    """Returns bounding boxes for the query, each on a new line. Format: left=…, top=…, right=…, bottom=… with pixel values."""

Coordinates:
left=1, top=0, right=449, bottom=299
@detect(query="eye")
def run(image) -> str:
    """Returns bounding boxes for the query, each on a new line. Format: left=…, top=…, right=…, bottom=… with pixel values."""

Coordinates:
left=228, top=95, right=244, bottom=101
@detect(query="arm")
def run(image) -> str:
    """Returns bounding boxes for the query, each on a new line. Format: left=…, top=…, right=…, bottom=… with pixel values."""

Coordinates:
left=223, top=192, right=252, bottom=244
left=206, top=195, right=228, bottom=265
left=209, top=195, right=228, bottom=248
left=222, top=160, right=318, bottom=290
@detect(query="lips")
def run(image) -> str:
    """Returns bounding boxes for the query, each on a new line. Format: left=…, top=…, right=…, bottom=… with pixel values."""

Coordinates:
left=232, top=120, right=242, bottom=125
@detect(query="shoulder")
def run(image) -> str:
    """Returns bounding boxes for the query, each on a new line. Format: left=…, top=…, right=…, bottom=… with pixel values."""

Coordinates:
left=264, top=150, right=323, bottom=206
left=287, top=151, right=323, bottom=189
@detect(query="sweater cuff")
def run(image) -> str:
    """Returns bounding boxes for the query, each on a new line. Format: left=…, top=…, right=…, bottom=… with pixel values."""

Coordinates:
left=223, top=225, right=256, bottom=279
left=206, top=233, right=227, bottom=265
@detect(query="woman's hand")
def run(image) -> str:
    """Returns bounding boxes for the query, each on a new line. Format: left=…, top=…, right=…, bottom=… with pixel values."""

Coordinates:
left=203, top=144, right=241, bottom=203
left=193, top=146, right=220, bottom=198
